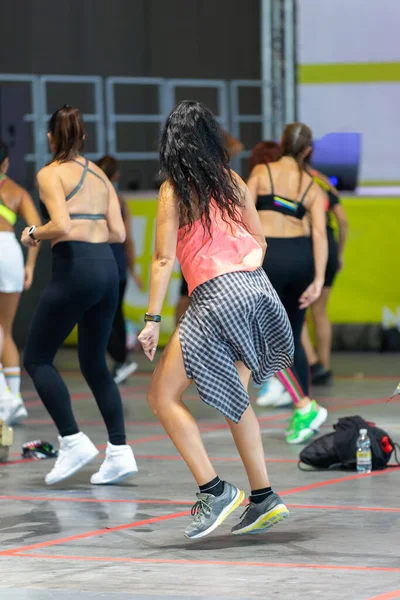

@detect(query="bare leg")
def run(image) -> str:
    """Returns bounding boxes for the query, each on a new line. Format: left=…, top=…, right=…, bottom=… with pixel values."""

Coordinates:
left=225, top=362, right=270, bottom=490
left=0, top=292, right=21, bottom=367
left=310, top=287, right=332, bottom=369
left=148, top=327, right=217, bottom=486
left=301, top=320, right=319, bottom=367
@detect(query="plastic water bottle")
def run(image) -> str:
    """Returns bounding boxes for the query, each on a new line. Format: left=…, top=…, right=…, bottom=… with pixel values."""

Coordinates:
left=356, top=429, right=372, bottom=473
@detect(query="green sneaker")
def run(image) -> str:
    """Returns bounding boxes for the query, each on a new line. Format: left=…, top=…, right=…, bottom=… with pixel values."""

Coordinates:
left=184, top=482, right=245, bottom=539
left=286, top=400, right=328, bottom=444
left=232, top=492, right=289, bottom=535
left=285, top=411, right=297, bottom=436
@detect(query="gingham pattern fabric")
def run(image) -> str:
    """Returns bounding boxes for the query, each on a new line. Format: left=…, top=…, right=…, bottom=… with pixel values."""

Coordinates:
left=179, top=267, right=294, bottom=423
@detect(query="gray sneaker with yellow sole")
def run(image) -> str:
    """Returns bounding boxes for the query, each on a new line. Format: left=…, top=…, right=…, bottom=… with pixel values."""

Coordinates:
left=185, top=482, right=245, bottom=539
left=231, top=492, right=289, bottom=535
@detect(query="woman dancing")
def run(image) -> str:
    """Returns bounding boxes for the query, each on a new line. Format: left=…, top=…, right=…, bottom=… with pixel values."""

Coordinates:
left=247, top=123, right=328, bottom=444
left=22, top=105, right=137, bottom=485
left=0, top=140, right=41, bottom=425
left=139, top=101, right=294, bottom=539
left=97, top=155, right=142, bottom=385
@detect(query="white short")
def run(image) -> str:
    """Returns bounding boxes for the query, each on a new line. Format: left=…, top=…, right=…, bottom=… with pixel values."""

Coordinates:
left=0, top=232, right=24, bottom=293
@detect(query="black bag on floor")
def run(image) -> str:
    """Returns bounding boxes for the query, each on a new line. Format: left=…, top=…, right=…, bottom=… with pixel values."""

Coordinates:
left=299, top=415, right=400, bottom=471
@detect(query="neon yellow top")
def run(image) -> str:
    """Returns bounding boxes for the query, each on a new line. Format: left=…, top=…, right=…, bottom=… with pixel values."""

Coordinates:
left=0, top=175, right=17, bottom=226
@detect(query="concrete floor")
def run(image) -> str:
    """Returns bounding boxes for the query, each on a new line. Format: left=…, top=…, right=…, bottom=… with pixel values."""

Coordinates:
left=0, top=350, right=399, bottom=600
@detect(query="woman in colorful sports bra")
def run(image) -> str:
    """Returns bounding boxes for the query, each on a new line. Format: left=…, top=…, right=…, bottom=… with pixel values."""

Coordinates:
left=247, top=123, right=328, bottom=445
left=0, top=139, right=41, bottom=426
left=138, top=101, right=293, bottom=539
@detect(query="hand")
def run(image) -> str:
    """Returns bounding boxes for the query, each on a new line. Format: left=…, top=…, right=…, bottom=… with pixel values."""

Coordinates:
left=24, top=265, right=34, bottom=290
left=337, top=253, right=344, bottom=272
left=299, top=279, right=324, bottom=309
left=21, top=227, right=37, bottom=248
left=138, top=322, right=160, bottom=361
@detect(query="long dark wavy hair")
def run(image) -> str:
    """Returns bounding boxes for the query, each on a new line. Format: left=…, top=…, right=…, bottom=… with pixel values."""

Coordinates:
left=159, top=100, right=245, bottom=234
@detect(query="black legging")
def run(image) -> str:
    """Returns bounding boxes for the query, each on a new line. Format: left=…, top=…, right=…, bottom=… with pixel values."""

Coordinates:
left=24, top=241, right=126, bottom=445
left=262, top=236, right=314, bottom=396
left=107, top=279, right=127, bottom=364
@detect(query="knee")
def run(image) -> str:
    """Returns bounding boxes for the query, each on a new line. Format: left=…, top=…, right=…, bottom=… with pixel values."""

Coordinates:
left=23, top=348, right=38, bottom=377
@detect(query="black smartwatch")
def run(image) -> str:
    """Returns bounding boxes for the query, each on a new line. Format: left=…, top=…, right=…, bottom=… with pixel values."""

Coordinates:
left=144, top=313, right=161, bottom=323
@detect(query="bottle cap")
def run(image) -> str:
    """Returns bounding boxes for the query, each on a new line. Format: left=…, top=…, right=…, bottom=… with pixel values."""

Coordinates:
left=360, top=428, right=367, bottom=434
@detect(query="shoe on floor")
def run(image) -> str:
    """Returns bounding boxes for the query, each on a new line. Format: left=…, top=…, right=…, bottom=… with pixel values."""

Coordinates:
left=256, top=377, right=285, bottom=407
left=45, top=432, right=99, bottom=485
left=232, top=492, right=289, bottom=535
left=185, top=482, right=245, bottom=540
left=273, top=391, right=292, bottom=408
left=286, top=400, right=328, bottom=444
left=0, top=390, right=28, bottom=426
left=114, top=361, right=138, bottom=385
left=91, top=442, right=138, bottom=485
left=311, top=362, right=332, bottom=385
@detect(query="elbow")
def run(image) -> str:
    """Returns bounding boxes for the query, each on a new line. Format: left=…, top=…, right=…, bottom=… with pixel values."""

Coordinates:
left=111, top=227, right=126, bottom=244
left=312, top=227, right=327, bottom=241
left=57, top=220, right=71, bottom=237
left=116, top=229, right=126, bottom=244
left=153, top=255, right=175, bottom=269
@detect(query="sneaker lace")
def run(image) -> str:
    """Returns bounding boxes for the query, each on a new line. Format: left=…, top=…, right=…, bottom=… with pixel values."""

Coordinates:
left=190, top=496, right=212, bottom=521
left=238, top=502, right=253, bottom=521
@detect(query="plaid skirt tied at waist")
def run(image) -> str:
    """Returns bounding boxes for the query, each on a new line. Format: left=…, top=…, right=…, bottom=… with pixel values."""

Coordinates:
left=179, top=268, right=294, bottom=423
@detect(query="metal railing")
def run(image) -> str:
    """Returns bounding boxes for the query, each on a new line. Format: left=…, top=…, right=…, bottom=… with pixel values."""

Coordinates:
left=106, top=77, right=166, bottom=161
left=0, top=73, right=284, bottom=178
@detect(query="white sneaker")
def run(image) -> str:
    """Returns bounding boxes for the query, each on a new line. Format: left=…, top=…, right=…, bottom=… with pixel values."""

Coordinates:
left=45, top=432, right=99, bottom=485
left=273, top=391, right=293, bottom=408
left=0, top=390, right=28, bottom=426
left=91, top=442, right=138, bottom=485
left=114, top=361, right=138, bottom=385
left=256, top=377, right=286, bottom=407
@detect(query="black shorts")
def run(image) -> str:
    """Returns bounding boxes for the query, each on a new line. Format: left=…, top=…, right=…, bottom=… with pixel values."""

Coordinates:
left=325, top=227, right=339, bottom=288
left=262, top=236, right=314, bottom=302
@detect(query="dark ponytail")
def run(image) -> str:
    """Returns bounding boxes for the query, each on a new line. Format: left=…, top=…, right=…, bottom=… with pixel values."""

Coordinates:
left=48, top=105, right=85, bottom=163
left=281, top=122, right=312, bottom=192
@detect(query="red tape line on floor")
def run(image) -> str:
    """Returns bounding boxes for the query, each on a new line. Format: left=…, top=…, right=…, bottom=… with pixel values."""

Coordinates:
left=6, top=553, right=400, bottom=573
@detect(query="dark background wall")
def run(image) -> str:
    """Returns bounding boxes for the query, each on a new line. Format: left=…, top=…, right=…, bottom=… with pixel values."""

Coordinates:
left=0, top=0, right=262, bottom=347
left=0, top=0, right=261, bottom=78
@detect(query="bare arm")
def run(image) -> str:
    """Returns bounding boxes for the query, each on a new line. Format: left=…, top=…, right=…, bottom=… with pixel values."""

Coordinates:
left=31, top=168, right=71, bottom=240
left=299, top=185, right=328, bottom=309
left=147, top=181, right=179, bottom=316
left=18, top=189, right=41, bottom=267
left=331, top=202, right=348, bottom=263
left=106, top=180, right=126, bottom=244
left=309, top=186, right=328, bottom=283
left=18, top=189, right=42, bottom=289
left=138, top=182, right=179, bottom=360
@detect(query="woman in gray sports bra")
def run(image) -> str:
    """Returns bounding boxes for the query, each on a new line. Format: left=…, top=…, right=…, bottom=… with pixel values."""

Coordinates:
left=21, top=105, right=138, bottom=487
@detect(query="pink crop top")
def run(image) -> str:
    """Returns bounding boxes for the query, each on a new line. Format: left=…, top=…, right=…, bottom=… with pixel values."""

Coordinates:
left=176, top=202, right=262, bottom=296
